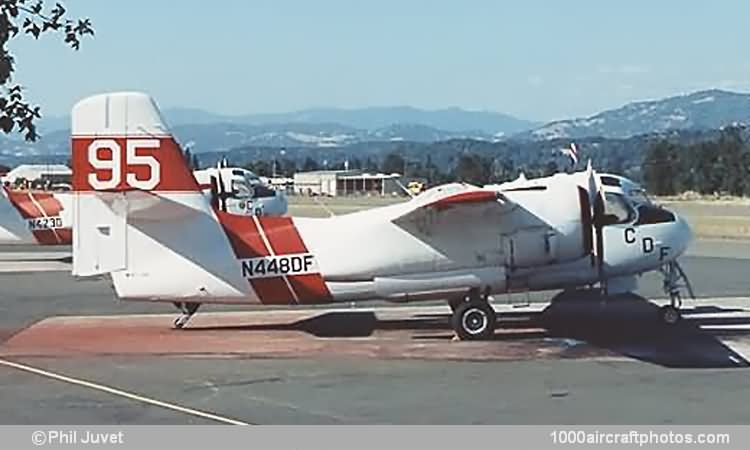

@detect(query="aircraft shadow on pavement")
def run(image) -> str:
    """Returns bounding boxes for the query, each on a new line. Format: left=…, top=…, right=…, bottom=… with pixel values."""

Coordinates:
left=187, top=311, right=454, bottom=337
left=187, top=294, right=750, bottom=369
left=541, top=292, right=750, bottom=369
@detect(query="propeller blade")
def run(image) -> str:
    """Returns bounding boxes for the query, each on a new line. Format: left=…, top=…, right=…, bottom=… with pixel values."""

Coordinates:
left=215, top=170, right=228, bottom=212
left=209, top=175, right=220, bottom=210
left=586, top=159, right=606, bottom=280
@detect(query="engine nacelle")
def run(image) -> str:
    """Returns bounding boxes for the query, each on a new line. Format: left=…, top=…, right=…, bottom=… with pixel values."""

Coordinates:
left=499, top=178, right=587, bottom=269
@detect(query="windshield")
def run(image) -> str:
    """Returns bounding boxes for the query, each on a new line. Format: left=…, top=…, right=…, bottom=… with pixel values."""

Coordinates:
left=601, top=192, right=636, bottom=225
left=231, top=179, right=253, bottom=198
left=628, top=188, right=652, bottom=206
left=635, top=204, right=675, bottom=225
left=244, top=173, right=259, bottom=183
left=253, top=184, right=277, bottom=198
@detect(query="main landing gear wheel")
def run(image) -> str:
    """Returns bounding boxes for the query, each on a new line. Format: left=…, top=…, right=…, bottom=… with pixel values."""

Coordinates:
left=659, top=304, right=681, bottom=325
left=173, top=302, right=201, bottom=329
left=451, top=300, right=497, bottom=341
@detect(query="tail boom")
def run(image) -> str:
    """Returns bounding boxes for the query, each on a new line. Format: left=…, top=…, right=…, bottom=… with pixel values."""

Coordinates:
left=70, top=92, right=333, bottom=306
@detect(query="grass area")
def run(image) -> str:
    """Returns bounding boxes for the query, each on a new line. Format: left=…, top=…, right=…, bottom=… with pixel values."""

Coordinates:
left=288, top=195, right=750, bottom=240
left=288, top=195, right=405, bottom=218
left=661, top=200, right=750, bottom=240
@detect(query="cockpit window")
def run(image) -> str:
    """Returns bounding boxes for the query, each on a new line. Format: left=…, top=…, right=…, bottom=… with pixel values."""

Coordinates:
left=628, top=188, right=652, bottom=206
left=600, top=176, right=622, bottom=187
left=231, top=179, right=253, bottom=198
left=601, top=193, right=635, bottom=225
left=253, top=184, right=276, bottom=198
left=635, top=204, right=675, bottom=225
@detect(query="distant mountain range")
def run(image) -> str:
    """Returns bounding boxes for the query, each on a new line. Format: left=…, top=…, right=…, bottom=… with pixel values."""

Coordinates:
left=168, top=121, right=507, bottom=152
left=160, top=105, right=538, bottom=135
left=4, top=88, right=750, bottom=165
left=521, top=89, right=750, bottom=140
left=33, top=105, right=537, bottom=153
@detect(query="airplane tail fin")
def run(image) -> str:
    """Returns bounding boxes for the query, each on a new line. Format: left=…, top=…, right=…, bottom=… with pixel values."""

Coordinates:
left=0, top=186, right=36, bottom=244
left=0, top=188, right=72, bottom=245
left=71, top=92, right=247, bottom=302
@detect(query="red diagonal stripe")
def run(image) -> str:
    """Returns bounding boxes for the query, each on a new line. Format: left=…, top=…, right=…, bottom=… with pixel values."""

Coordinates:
left=216, top=210, right=269, bottom=258
left=55, top=229, right=73, bottom=245
left=258, top=217, right=308, bottom=255
left=250, top=278, right=296, bottom=305
left=32, top=192, right=63, bottom=216
left=6, top=190, right=43, bottom=219
left=31, top=230, right=61, bottom=245
left=287, top=274, right=332, bottom=304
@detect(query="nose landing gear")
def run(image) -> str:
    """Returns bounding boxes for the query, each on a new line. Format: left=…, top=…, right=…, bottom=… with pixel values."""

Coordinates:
left=658, top=260, right=694, bottom=325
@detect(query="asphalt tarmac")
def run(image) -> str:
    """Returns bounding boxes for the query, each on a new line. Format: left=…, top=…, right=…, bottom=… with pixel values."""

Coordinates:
left=1, top=240, right=750, bottom=424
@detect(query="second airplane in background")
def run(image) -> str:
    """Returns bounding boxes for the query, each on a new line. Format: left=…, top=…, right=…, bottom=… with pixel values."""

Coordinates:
left=0, top=165, right=287, bottom=246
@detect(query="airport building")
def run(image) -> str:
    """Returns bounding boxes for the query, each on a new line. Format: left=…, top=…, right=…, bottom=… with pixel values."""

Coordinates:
left=2, top=164, right=72, bottom=187
left=293, top=170, right=404, bottom=196
left=264, top=176, right=295, bottom=192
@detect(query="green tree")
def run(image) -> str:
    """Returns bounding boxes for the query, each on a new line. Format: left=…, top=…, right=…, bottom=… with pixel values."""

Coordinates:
left=642, top=140, right=680, bottom=195
left=423, top=153, right=441, bottom=184
left=1, top=1, right=94, bottom=140
left=302, top=157, right=319, bottom=172
left=381, top=152, right=405, bottom=174
left=454, top=152, right=490, bottom=185
left=245, top=160, right=271, bottom=177
left=543, top=159, right=558, bottom=177
left=184, top=148, right=197, bottom=169
left=490, top=158, right=515, bottom=183
left=276, top=157, right=297, bottom=177
left=717, top=127, right=745, bottom=195
left=363, top=156, right=379, bottom=172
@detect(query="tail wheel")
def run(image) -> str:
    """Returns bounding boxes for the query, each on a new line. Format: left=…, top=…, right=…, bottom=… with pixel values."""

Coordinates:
left=451, top=300, right=497, bottom=340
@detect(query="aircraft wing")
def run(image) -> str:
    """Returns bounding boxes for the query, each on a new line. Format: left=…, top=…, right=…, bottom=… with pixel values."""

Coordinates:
left=392, top=184, right=514, bottom=237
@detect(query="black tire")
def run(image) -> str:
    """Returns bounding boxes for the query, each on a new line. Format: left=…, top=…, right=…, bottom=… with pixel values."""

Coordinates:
left=451, top=300, right=497, bottom=340
left=659, top=305, right=681, bottom=325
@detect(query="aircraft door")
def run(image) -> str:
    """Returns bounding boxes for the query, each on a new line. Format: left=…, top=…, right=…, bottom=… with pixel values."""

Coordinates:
left=502, top=227, right=557, bottom=269
left=598, top=192, right=637, bottom=273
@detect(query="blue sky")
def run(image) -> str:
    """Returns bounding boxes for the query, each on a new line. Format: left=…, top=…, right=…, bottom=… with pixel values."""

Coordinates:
left=8, top=0, right=750, bottom=121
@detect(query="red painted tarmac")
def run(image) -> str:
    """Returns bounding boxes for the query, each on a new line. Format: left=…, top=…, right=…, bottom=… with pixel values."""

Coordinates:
left=0, top=307, right=614, bottom=361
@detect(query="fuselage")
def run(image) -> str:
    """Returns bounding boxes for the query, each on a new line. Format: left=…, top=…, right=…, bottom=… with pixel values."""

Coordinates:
left=68, top=92, right=692, bottom=308
left=111, top=172, right=691, bottom=306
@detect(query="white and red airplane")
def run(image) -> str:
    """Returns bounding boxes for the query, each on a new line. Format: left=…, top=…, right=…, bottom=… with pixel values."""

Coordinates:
left=0, top=187, right=72, bottom=245
left=70, top=92, right=694, bottom=339
left=193, top=165, right=288, bottom=217
left=0, top=166, right=287, bottom=246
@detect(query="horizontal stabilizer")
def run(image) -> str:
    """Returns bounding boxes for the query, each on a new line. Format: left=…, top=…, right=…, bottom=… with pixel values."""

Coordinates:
left=92, top=190, right=203, bottom=222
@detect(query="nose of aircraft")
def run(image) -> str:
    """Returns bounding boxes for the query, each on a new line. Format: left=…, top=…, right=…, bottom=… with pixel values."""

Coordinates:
left=669, top=212, right=693, bottom=258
